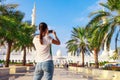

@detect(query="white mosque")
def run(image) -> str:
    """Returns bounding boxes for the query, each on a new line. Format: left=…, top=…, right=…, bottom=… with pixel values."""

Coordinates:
left=0, top=45, right=118, bottom=65
left=0, top=3, right=119, bottom=65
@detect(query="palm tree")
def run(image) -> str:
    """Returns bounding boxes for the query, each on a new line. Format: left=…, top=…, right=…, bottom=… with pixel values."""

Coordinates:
left=86, top=23, right=108, bottom=68
left=0, top=2, right=24, bottom=67
left=86, top=0, right=120, bottom=68
left=87, top=0, right=120, bottom=52
left=13, top=22, right=36, bottom=66
left=66, top=27, right=90, bottom=67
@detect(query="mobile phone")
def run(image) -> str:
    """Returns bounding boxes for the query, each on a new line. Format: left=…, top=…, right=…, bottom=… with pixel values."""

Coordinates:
left=49, top=30, right=53, bottom=33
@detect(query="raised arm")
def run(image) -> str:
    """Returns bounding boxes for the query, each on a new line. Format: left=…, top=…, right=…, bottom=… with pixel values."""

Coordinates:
left=52, top=31, right=60, bottom=45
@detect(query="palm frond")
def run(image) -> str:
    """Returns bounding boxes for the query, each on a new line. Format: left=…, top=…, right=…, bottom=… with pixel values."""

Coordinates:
left=106, top=23, right=116, bottom=50
left=86, top=12, right=110, bottom=28
left=100, top=3, right=111, bottom=10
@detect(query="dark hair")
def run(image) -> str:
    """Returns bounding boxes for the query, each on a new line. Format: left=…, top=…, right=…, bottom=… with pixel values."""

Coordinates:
left=39, top=22, right=48, bottom=44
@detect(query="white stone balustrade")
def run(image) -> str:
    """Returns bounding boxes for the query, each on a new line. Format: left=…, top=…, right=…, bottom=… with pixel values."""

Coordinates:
left=69, top=66, right=120, bottom=80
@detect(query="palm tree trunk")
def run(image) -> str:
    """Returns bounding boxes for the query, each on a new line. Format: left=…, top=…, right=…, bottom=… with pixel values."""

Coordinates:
left=81, top=49, right=84, bottom=67
left=5, top=42, right=12, bottom=67
left=94, top=48, right=99, bottom=68
left=22, top=47, right=26, bottom=66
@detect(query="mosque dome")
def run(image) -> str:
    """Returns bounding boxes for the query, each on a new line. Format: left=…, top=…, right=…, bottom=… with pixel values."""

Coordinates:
left=56, top=50, right=62, bottom=56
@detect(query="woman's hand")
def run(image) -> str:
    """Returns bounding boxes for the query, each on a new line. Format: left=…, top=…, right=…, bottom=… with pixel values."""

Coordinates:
left=52, top=30, right=57, bottom=37
left=51, top=30, right=60, bottom=45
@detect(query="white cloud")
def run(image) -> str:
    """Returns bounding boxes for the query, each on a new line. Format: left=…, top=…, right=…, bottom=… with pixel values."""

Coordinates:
left=75, top=17, right=84, bottom=22
left=74, top=0, right=107, bottom=24
left=74, top=17, right=90, bottom=26
left=97, top=0, right=107, bottom=3
left=80, top=0, right=107, bottom=16
left=75, top=17, right=90, bottom=22
left=87, top=0, right=107, bottom=11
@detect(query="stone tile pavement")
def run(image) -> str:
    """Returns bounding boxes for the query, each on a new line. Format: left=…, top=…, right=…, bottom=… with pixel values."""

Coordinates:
left=2, top=68, right=94, bottom=80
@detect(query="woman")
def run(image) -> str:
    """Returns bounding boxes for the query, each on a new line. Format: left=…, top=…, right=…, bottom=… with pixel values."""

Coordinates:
left=33, top=22, right=60, bottom=80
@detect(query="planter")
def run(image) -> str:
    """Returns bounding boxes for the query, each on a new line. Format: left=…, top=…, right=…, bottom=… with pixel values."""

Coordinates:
left=27, top=66, right=35, bottom=71
left=0, top=67, right=9, bottom=77
left=9, top=66, right=26, bottom=74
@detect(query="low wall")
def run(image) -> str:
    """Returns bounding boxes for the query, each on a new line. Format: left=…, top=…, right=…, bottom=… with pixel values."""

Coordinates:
left=27, top=66, right=35, bottom=71
left=69, top=66, right=120, bottom=80
left=0, top=68, right=9, bottom=77
left=9, top=66, right=26, bottom=74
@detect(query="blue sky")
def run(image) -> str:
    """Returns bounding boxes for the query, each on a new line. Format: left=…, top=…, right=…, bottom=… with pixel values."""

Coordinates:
left=6, top=0, right=120, bottom=56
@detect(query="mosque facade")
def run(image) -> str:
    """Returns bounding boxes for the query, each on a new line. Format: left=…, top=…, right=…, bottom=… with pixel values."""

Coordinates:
left=0, top=45, right=118, bottom=65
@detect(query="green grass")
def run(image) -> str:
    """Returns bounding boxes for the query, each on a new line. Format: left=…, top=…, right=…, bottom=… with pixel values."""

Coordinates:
left=0, top=60, right=4, bottom=63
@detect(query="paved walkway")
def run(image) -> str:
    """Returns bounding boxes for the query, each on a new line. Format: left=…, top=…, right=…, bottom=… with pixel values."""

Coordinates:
left=3, top=68, right=93, bottom=80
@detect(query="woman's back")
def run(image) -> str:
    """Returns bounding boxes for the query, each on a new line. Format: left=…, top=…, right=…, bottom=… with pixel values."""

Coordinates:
left=33, top=35, right=53, bottom=62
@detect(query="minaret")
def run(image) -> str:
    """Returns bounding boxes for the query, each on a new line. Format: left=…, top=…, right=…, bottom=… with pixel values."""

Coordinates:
left=31, top=3, right=36, bottom=26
